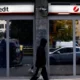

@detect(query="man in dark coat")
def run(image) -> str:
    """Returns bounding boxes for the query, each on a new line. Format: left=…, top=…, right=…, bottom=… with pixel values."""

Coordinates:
left=30, top=38, right=49, bottom=80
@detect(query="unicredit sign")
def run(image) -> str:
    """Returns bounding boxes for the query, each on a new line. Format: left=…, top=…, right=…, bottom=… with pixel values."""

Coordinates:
left=0, top=4, right=34, bottom=13
left=0, top=7, right=8, bottom=12
left=48, top=3, right=80, bottom=14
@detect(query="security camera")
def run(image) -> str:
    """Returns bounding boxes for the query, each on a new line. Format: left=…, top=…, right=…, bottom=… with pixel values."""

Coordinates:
left=38, top=6, right=48, bottom=17
left=39, top=7, right=47, bottom=12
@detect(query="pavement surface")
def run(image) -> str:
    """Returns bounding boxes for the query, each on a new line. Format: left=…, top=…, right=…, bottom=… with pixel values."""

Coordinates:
left=0, top=56, right=80, bottom=80
left=0, top=77, right=80, bottom=80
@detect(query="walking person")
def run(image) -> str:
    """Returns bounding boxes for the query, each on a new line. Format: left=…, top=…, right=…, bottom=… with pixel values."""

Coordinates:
left=30, top=38, right=49, bottom=80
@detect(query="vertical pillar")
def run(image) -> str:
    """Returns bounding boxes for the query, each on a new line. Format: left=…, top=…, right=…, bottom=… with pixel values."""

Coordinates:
left=35, top=0, right=49, bottom=77
left=35, top=0, right=48, bottom=46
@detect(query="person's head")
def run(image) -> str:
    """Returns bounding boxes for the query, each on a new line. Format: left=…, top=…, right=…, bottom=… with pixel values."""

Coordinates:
left=40, top=38, right=47, bottom=47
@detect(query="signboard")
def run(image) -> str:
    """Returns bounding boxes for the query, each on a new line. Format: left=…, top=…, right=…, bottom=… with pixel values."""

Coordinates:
left=0, top=4, right=34, bottom=14
left=48, top=3, right=80, bottom=14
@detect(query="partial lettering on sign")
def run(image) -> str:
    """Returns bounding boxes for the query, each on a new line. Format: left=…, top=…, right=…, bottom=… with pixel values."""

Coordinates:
left=0, top=7, right=9, bottom=12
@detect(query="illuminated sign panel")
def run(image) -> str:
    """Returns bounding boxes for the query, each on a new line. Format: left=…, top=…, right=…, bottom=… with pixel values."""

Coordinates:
left=0, top=4, right=34, bottom=13
left=48, top=3, right=80, bottom=14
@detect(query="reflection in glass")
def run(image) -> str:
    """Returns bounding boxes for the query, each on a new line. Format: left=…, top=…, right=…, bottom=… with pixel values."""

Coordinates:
left=49, top=20, right=73, bottom=76
left=75, top=20, right=80, bottom=75
left=0, top=20, right=7, bottom=76
left=9, top=20, right=33, bottom=76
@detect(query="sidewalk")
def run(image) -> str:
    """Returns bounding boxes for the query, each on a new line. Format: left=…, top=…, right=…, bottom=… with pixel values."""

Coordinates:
left=0, top=77, right=80, bottom=80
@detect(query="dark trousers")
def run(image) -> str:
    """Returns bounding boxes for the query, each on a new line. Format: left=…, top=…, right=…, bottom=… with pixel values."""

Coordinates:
left=31, top=66, right=33, bottom=69
left=30, top=66, right=49, bottom=80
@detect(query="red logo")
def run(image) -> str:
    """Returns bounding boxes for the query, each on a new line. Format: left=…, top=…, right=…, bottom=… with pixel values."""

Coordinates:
left=73, top=6, right=79, bottom=12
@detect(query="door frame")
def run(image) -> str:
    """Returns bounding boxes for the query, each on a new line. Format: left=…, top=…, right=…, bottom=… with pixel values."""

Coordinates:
left=48, top=15, right=80, bottom=78
left=0, top=15, right=35, bottom=77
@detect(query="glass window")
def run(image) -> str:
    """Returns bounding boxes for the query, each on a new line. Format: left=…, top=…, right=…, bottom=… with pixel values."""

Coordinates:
left=0, top=20, right=7, bottom=77
left=49, top=20, right=73, bottom=76
left=75, top=20, right=80, bottom=75
left=9, top=20, right=33, bottom=77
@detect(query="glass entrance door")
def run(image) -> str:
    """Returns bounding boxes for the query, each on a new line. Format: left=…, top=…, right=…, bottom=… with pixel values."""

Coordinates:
left=48, top=16, right=79, bottom=77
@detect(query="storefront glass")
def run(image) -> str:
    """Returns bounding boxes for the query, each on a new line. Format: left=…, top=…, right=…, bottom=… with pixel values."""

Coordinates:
left=0, top=20, right=7, bottom=76
left=75, top=20, right=80, bottom=75
left=9, top=20, right=33, bottom=77
left=49, top=20, right=73, bottom=76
